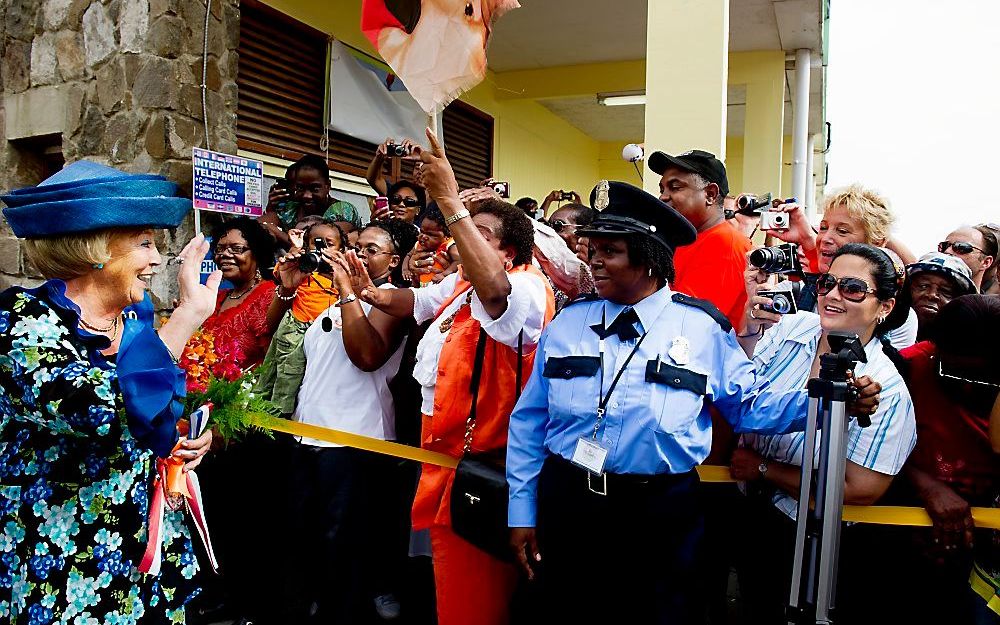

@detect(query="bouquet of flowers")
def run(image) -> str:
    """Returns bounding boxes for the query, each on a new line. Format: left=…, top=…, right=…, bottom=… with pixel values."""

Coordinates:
left=176, top=327, right=280, bottom=441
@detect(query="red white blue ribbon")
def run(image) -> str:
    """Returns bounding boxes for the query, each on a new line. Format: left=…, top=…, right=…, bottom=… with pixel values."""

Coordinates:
left=138, top=405, right=218, bottom=575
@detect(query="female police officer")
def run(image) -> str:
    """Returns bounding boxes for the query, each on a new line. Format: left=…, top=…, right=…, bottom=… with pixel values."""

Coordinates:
left=506, top=181, right=881, bottom=625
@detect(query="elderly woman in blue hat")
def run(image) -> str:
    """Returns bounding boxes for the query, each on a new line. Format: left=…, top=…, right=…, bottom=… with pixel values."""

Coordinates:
left=0, top=161, right=221, bottom=623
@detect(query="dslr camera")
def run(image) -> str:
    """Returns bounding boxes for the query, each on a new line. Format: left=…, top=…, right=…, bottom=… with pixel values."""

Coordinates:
left=749, top=242, right=802, bottom=276
left=299, top=237, right=331, bottom=273
left=559, top=190, right=576, bottom=201
left=385, top=143, right=411, bottom=157
left=758, top=280, right=802, bottom=315
left=491, top=180, right=510, bottom=198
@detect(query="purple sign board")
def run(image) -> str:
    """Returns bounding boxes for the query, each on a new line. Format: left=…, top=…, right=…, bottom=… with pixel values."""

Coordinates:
left=192, top=148, right=264, bottom=216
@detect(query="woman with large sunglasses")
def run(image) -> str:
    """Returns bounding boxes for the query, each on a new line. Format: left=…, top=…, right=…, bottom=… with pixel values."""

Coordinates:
left=729, top=242, right=917, bottom=623
left=760, top=184, right=920, bottom=349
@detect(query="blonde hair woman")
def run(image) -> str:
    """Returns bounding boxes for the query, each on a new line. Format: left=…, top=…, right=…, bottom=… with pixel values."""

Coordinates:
left=0, top=161, right=220, bottom=623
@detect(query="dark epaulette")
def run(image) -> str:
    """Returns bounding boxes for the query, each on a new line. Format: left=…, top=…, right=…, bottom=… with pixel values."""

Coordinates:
left=671, top=292, right=732, bottom=333
left=556, top=292, right=600, bottom=316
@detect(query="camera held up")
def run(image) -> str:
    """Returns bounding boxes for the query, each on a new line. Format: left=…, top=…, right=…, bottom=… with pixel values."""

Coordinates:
left=749, top=242, right=802, bottom=276
left=735, top=192, right=772, bottom=215
left=299, top=237, right=331, bottom=274
left=385, top=143, right=411, bottom=157
left=758, top=281, right=802, bottom=315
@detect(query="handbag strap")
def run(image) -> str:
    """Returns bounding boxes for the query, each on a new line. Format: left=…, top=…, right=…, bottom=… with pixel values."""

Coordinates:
left=461, top=328, right=526, bottom=454
left=462, top=328, right=489, bottom=454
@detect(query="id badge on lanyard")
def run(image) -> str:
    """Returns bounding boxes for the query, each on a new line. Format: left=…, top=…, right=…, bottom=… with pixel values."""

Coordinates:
left=570, top=329, right=647, bottom=476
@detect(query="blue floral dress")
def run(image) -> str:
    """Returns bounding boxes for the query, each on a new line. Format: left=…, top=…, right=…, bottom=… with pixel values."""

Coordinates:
left=0, top=282, right=199, bottom=624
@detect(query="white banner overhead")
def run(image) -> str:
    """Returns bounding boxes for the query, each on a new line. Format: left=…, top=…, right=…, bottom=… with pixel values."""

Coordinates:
left=328, top=40, right=441, bottom=146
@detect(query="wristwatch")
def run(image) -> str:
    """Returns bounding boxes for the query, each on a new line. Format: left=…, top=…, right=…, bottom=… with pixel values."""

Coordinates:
left=445, top=208, right=471, bottom=226
left=336, top=293, right=358, bottom=307
left=758, top=459, right=769, bottom=478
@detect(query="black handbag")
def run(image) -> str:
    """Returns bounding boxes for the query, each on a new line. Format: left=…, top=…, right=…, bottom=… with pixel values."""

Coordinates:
left=449, top=328, right=523, bottom=562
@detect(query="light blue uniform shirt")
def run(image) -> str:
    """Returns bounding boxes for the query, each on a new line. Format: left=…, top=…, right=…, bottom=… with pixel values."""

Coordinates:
left=507, top=286, right=817, bottom=527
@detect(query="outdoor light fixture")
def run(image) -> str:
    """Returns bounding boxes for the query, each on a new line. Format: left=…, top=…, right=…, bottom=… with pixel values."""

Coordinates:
left=597, top=92, right=646, bottom=107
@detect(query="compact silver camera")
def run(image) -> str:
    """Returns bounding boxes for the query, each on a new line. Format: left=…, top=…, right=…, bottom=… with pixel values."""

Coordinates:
left=759, top=210, right=789, bottom=231
left=758, top=281, right=802, bottom=315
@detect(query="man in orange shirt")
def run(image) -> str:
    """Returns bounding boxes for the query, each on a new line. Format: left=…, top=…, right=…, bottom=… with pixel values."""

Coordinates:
left=648, top=149, right=751, bottom=330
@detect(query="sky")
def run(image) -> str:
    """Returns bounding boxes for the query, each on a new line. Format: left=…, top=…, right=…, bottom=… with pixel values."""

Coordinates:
left=825, top=0, right=1000, bottom=256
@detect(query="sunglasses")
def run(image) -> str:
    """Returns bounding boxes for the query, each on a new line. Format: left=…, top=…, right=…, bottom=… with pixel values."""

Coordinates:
left=816, top=273, right=877, bottom=302
left=938, top=240, right=985, bottom=255
left=548, top=219, right=579, bottom=234
left=938, top=362, right=1000, bottom=388
left=390, top=195, right=421, bottom=208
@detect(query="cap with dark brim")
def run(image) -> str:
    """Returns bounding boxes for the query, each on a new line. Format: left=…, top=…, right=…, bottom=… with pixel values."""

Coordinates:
left=577, top=180, right=697, bottom=251
left=647, top=149, right=730, bottom=197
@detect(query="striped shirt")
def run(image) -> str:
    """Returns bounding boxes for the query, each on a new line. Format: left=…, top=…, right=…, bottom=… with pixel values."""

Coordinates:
left=740, top=312, right=917, bottom=518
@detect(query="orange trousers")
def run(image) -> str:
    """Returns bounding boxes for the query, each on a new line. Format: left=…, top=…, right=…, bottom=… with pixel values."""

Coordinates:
left=429, top=524, right=518, bottom=625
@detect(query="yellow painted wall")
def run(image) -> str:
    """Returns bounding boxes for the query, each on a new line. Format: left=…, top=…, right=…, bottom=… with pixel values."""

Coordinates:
left=258, top=0, right=600, bottom=206
left=725, top=136, right=745, bottom=197
left=597, top=142, right=642, bottom=189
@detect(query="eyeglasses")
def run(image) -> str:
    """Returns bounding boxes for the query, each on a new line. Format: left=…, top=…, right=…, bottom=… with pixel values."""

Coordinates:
left=548, top=219, right=579, bottom=234
left=351, top=244, right=394, bottom=257
left=390, top=195, right=421, bottom=208
left=938, top=240, right=985, bottom=255
left=816, top=273, right=877, bottom=302
left=938, top=362, right=1000, bottom=388
left=215, top=244, right=250, bottom=255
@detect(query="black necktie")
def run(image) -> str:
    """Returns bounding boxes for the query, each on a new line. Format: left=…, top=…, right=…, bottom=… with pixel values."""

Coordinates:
left=591, top=307, right=641, bottom=341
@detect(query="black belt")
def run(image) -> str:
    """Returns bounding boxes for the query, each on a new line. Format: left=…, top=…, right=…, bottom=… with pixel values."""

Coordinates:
left=546, top=454, right=697, bottom=496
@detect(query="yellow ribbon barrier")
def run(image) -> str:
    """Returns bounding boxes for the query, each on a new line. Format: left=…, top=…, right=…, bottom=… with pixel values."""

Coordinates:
left=255, top=417, right=1000, bottom=530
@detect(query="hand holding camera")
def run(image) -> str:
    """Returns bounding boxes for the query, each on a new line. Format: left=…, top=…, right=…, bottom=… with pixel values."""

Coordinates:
left=760, top=200, right=814, bottom=246
left=378, top=138, right=417, bottom=159
left=743, top=282, right=785, bottom=337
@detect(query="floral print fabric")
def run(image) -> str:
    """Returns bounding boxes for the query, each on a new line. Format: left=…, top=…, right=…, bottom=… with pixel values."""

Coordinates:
left=0, top=284, right=198, bottom=624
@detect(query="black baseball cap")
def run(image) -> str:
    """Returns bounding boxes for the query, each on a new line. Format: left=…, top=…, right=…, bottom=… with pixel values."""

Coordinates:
left=647, top=149, right=729, bottom=197
left=576, top=180, right=697, bottom=251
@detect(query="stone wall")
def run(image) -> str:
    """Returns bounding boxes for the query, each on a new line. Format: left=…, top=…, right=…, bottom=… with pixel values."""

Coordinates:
left=0, top=0, right=240, bottom=309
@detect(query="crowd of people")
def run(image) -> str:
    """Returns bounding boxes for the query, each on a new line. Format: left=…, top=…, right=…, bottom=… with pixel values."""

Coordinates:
left=2, top=129, right=1000, bottom=625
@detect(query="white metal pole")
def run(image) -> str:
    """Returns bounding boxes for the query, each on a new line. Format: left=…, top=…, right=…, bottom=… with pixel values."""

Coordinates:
left=791, top=48, right=811, bottom=205
left=805, top=133, right=817, bottom=218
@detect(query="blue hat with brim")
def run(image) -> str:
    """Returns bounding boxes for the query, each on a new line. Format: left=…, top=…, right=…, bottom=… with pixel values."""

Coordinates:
left=2, top=160, right=191, bottom=238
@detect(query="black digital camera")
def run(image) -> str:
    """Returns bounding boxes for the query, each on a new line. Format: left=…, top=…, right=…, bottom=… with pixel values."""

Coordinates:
left=758, top=281, right=802, bottom=315
left=299, top=237, right=331, bottom=273
left=749, top=242, right=802, bottom=275
left=386, top=143, right=410, bottom=157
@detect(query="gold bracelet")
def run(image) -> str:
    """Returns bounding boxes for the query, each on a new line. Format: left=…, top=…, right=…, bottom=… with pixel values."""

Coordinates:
left=444, top=208, right=471, bottom=226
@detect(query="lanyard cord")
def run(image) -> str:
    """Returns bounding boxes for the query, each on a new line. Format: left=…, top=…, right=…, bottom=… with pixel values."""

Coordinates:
left=593, top=307, right=650, bottom=439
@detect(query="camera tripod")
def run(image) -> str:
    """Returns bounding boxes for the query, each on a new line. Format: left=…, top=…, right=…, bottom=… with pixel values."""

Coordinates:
left=786, top=332, right=870, bottom=625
